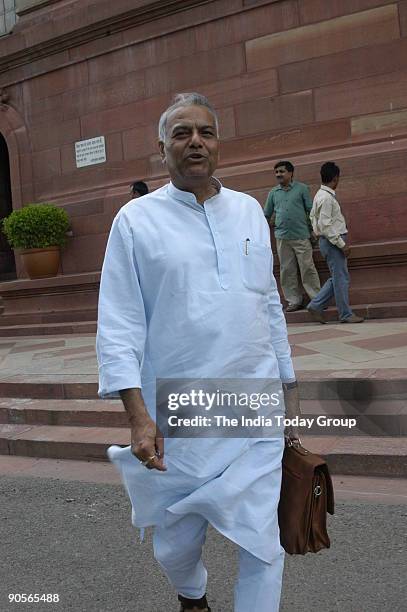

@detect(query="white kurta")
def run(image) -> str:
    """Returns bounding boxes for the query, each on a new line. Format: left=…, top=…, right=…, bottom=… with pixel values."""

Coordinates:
left=96, top=180, right=295, bottom=562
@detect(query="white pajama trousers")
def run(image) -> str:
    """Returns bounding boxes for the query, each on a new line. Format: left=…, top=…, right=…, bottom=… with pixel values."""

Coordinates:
left=153, top=512, right=284, bottom=611
left=108, top=439, right=285, bottom=610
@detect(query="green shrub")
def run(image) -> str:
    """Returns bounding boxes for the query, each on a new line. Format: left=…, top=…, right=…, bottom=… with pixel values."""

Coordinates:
left=2, top=203, right=70, bottom=249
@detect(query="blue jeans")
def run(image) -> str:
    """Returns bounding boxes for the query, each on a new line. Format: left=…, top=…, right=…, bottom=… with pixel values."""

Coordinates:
left=308, top=235, right=353, bottom=321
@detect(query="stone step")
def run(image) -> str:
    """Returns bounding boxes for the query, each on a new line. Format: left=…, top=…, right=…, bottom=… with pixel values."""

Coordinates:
left=0, top=376, right=405, bottom=400
left=303, top=435, right=407, bottom=478
left=0, top=321, right=97, bottom=337
left=285, top=301, right=407, bottom=323
left=0, top=381, right=98, bottom=399
left=0, top=309, right=96, bottom=327
left=2, top=302, right=399, bottom=334
left=0, top=424, right=130, bottom=462
left=0, top=272, right=99, bottom=335
left=297, top=376, right=407, bottom=400
left=300, top=399, right=406, bottom=436
left=0, top=398, right=127, bottom=428
left=0, top=398, right=404, bottom=435
left=0, top=423, right=405, bottom=476
left=0, top=304, right=405, bottom=336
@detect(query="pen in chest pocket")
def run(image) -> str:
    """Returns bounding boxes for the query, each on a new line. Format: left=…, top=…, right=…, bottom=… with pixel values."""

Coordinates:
left=245, top=238, right=250, bottom=255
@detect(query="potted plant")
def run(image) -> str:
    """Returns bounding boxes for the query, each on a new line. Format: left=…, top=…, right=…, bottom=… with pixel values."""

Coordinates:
left=2, top=203, right=70, bottom=279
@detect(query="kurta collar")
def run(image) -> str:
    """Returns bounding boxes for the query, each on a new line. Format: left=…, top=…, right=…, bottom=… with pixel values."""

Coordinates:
left=168, top=177, right=222, bottom=210
left=320, top=185, right=336, bottom=196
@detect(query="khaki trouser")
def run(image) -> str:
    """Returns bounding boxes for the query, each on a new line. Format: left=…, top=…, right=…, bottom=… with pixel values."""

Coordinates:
left=276, top=238, right=320, bottom=307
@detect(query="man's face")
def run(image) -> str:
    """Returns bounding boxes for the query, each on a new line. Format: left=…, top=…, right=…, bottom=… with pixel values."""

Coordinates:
left=159, top=105, right=219, bottom=186
left=275, top=166, right=293, bottom=187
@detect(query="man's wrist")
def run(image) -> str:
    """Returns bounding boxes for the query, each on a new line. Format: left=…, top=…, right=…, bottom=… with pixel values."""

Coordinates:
left=119, top=388, right=149, bottom=423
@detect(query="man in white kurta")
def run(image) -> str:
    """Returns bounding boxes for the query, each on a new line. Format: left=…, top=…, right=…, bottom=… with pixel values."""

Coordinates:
left=96, top=93, right=300, bottom=612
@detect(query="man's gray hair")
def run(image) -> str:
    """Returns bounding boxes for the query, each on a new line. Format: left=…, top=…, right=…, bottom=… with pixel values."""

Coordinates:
left=158, top=92, right=219, bottom=142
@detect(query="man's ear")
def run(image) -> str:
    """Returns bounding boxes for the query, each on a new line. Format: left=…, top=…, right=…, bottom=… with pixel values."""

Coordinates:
left=158, top=140, right=166, bottom=163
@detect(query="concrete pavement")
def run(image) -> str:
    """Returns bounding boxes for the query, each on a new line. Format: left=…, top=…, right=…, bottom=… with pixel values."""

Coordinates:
left=1, top=319, right=407, bottom=382
left=0, top=320, right=406, bottom=611
left=0, top=475, right=406, bottom=612
left=0, top=319, right=406, bottom=477
left=1, top=454, right=407, bottom=504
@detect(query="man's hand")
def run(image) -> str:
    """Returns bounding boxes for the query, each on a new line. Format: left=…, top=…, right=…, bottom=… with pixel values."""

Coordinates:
left=267, top=212, right=276, bottom=228
left=130, top=415, right=166, bottom=471
left=283, top=383, right=301, bottom=443
left=342, top=244, right=351, bottom=257
left=120, top=388, right=166, bottom=471
left=310, top=231, right=318, bottom=247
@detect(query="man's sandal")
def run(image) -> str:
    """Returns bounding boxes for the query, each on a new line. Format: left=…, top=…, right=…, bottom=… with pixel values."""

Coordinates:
left=178, top=593, right=211, bottom=611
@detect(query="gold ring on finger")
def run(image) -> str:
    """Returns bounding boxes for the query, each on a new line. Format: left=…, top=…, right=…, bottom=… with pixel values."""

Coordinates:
left=142, top=454, right=157, bottom=466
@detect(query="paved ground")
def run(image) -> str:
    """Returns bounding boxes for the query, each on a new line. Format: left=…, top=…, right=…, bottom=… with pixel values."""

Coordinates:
left=0, top=319, right=406, bottom=384
left=0, top=320, right=406, bottom=611
left=0, top=475, right=406, bottom=612
left=2, top=455, right=407, bottom=504
left=0, top=318, right=406, bottom=476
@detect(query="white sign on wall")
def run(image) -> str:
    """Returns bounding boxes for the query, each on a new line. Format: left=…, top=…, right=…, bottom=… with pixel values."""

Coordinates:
left=75, top=136, right=106, bottom=168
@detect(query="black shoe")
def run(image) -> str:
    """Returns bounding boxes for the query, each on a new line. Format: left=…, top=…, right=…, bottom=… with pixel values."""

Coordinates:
left=178, top=593, right=211, bottom=611
left=179, top=608, right=211, bottom=612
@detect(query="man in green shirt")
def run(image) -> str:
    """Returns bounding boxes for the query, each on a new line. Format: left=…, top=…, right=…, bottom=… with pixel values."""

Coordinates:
left=264, top=161, right=320, bottom=311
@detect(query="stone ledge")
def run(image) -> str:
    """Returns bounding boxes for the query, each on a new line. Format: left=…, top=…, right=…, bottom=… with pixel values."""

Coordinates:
left=0, top=271, right=100, bottom=295
left=0, top=272, right=100, bottom=327
left=286, top=302, right=407, bottom=324
left=15, top=0, right=59, bottom=16
left=313, top=238, right=407, bottom=269
left=273, top=238, right=407, bottom=272
left=0, top=240, right=406, bottom=328
left=0, top=376, right=405, bottom=400
left=0, top=321, right=97, bottom=336
left=1, top=426, right=405, bottom=475
left=1, top=239, right=404, bottom=294
left=1, top=0, right=216, bottom=74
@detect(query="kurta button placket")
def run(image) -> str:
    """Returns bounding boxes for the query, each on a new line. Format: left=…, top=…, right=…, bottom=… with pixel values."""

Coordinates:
left=204, top=200, right=228, bottom=290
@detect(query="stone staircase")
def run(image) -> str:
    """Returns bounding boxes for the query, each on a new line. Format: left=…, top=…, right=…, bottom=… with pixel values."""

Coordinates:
left=0, top=380, right=406, bottom=477
left=0, top=320, right=97, bottom=337
left=2, top=304, right=407, bottom=335
left=0, top=272, right=98, bottom=337
left=0, top=246, right=407, bottom=336
left=0, top=396, right=129, bottom=462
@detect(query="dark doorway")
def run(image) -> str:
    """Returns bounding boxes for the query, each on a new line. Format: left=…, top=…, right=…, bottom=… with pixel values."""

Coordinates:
left=0, top=133, right=16, bottom=281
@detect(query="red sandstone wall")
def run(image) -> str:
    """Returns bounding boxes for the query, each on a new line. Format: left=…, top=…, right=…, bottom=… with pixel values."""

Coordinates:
left=0, top=0, right=407, bottom=275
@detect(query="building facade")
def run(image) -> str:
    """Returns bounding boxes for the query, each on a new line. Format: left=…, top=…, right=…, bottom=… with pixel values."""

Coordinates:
left=0, top=0, right=406, bottom=318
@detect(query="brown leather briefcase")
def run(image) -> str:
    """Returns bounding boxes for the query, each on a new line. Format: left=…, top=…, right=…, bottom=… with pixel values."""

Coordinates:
left=278, top=440, right=335, bottom=555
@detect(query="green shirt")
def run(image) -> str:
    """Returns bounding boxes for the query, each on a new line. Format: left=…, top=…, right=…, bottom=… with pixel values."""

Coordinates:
left=264, top=180, right=312, bottom=240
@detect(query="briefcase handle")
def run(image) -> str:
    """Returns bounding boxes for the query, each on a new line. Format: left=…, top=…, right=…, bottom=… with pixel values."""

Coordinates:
left=285, top=436, right=302, bottom=448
